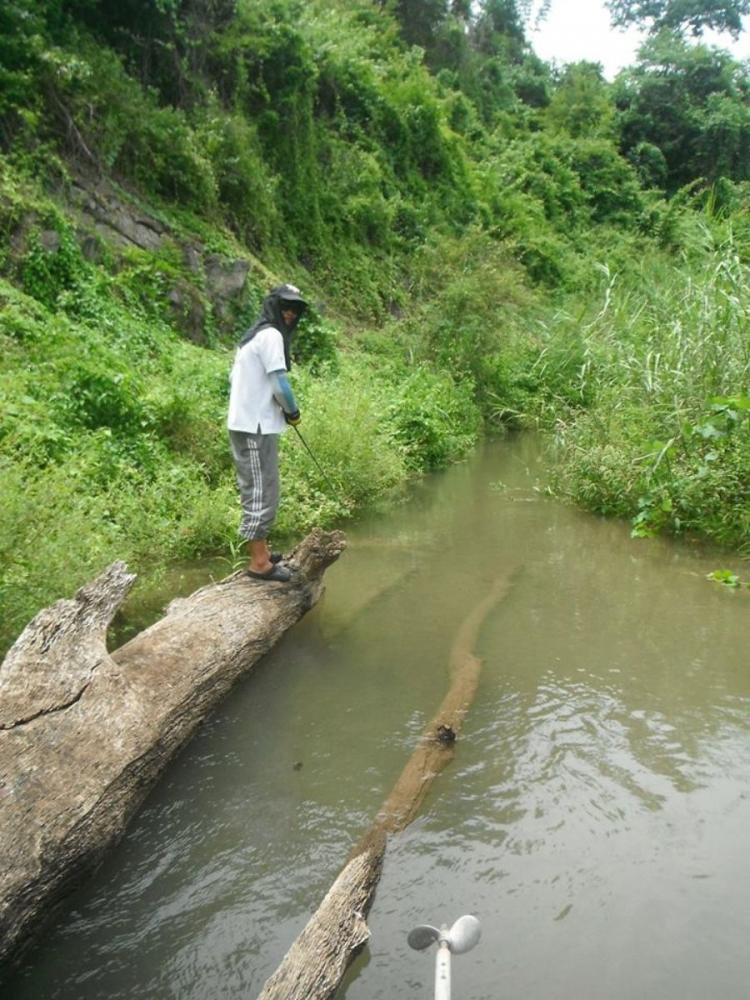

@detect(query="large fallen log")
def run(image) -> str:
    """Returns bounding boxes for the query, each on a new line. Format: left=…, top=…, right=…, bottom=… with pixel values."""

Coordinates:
left=258, top=571, right=514, bottom=1000
left=0, top=529, right=345, bottom=970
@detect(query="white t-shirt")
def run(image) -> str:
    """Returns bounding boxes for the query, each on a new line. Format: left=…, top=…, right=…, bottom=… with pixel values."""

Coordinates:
left=227, top=326, right=288, bottom=434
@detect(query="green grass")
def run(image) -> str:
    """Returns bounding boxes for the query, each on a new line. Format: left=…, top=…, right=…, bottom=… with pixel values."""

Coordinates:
left=544, top=224, right=750, bottom=549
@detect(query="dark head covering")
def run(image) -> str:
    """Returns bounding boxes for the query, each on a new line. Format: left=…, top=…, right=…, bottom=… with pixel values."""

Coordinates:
left=239, top=283, right=308, bottom=370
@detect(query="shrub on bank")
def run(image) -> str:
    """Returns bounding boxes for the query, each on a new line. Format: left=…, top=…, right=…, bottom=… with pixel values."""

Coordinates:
left=389, top=365, right=481, bottom=470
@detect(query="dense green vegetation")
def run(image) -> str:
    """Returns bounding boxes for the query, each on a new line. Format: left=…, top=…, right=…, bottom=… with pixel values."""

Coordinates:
left=1, top=0, right=750, bottom=654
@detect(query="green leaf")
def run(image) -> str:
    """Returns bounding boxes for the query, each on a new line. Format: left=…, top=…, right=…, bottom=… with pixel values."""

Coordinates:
left=706, top=569, right=741, bottom=588
left=696, top=423, right=723, bottom=439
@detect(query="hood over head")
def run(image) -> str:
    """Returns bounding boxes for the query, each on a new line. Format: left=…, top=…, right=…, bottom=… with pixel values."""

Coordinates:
left=238, top=283, right=308, bottom=370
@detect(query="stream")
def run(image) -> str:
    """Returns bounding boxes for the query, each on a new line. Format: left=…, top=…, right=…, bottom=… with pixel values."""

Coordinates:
left=7, top=435, right=750, bottom=1000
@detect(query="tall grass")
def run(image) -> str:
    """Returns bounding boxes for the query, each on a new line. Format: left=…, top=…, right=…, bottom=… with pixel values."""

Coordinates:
left=546, top=224, right=750, bottom=549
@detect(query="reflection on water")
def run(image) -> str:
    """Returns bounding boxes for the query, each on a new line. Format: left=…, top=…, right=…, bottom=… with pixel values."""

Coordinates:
left=6, top=435, right=750, bottom=1000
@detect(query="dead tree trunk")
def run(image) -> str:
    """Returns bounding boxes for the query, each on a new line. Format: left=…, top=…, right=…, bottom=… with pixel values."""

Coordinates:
left=0, top=529, right=345, bottom=969
left=258, top=572, right=514, bottom=1000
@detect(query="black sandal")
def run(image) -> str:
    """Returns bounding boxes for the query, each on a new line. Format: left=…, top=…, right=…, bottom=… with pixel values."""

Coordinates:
left=245, top=564, right=292, bottom=582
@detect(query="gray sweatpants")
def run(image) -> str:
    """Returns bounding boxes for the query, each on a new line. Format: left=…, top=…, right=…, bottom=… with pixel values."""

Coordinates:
left=228, top=430, right=280, bottom=541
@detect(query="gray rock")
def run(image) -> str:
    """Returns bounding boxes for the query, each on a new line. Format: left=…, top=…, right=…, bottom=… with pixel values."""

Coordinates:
left=108, top=206, right=164, bottom=251
left=205, top=254, right=251, bottom=329
left=68, top=177, right=166, bottom=252
left=80, top=235, right=103, bottom=263
left=166, top=280, right=208, bottom=344
left=183, top=244, right=203, bottom=274
left=205, top=254, right=250, bottom=297
left=38, top=230, right=61, bottom=253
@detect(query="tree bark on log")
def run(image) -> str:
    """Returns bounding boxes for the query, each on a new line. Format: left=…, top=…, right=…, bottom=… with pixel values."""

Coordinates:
left=0, top=529, right=345, bottom=970
left=258, top=571, right=514, bottom=1000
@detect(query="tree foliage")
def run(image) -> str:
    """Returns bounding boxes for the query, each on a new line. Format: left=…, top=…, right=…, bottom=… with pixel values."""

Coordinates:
left=394, top=0, right=451, bottom=49
left=615, top=32, right=750, bottom=189
left=607, top=0, right=750, bottom=37
left=545, top=62, right=616, bottom=138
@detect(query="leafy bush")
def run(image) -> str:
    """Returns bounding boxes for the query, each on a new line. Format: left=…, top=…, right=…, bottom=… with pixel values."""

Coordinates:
left=34, top=41, right=218, bottom=211
left=196, top=107, right=280, bottom=248
left=293, top=311, right=340, bottom=373
left=275, top=356, right=408, bottom=534
left=396, top=228, right=543, bottom=414
left=21, top=221, right=87, bottom=308
left=389, top=365, right=481, bottom=470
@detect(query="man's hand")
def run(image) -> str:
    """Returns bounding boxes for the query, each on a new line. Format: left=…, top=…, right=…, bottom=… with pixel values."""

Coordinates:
left=284, top=409, right=301, bottom=426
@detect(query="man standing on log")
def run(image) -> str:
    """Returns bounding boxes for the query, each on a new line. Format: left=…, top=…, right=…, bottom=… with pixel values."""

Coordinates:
left=228, top=283, right=307, bottom=581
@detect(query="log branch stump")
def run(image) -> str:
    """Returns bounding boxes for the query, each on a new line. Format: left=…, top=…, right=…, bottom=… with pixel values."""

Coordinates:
left=0, top=529, right=345, bottom=968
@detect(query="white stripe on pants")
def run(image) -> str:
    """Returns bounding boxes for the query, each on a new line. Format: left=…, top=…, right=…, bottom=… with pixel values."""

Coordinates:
left=228, top=430, right=280, bottom=540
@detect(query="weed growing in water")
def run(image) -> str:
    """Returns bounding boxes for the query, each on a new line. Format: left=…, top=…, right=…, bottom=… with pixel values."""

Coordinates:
left=706, top=569, right=747, bottom=589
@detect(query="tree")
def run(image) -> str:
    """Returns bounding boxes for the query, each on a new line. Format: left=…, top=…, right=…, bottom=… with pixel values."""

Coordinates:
left=56, top=0, right=238, bottom=106
left=614, top=31, right=750, bottom=188
left=393, top=0, right=450, bottom=50
left=472, top=0, right=527, bottom=59
left=546, top=62, right=616, bottom=138
left=606, top=0, right=750, bottom=38
left=0, top=3, right=45, bottom=126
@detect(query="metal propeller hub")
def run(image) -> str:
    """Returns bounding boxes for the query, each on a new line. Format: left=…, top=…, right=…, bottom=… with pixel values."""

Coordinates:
left=407, top=914, right=481, bottom=954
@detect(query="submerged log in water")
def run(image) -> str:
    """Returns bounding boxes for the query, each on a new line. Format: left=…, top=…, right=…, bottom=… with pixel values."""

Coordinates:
left=0, top=529, right=345, bottom=969
left=258, top=836, right=388, bottom=1000
left=258, top=571, right=515, bottom=1000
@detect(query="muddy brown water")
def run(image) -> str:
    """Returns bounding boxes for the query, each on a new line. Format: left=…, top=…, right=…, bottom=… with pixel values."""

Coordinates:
left=6, top=435, right=750, bottom=1000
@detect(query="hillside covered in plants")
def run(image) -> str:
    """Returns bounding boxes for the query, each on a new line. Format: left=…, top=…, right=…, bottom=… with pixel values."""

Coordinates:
left=2, top=0, right=750, bottom=653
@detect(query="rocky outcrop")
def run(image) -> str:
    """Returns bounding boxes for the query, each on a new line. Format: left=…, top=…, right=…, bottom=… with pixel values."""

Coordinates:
left=68, top=176, right=168, bottom=252
left=66, top=175, right=257, bottom=341
left=205, top=253, right=251, bottom=327
left=8, top=177, right=257, bottom=343
left=0, top=529, right=346, bottom=970
left=0, top=172, right=271, bottom=342
left=166, top=279, right=208, bottom=344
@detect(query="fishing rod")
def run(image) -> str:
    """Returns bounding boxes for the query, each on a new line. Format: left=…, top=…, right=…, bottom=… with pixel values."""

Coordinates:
left=290, top=423, right=342, bottom=500
left=408, top=914, right=481, bottom=1000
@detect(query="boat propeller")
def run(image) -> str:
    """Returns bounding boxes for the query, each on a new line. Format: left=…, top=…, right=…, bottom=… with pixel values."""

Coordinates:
left=407, top=914, right=481, bottom=999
